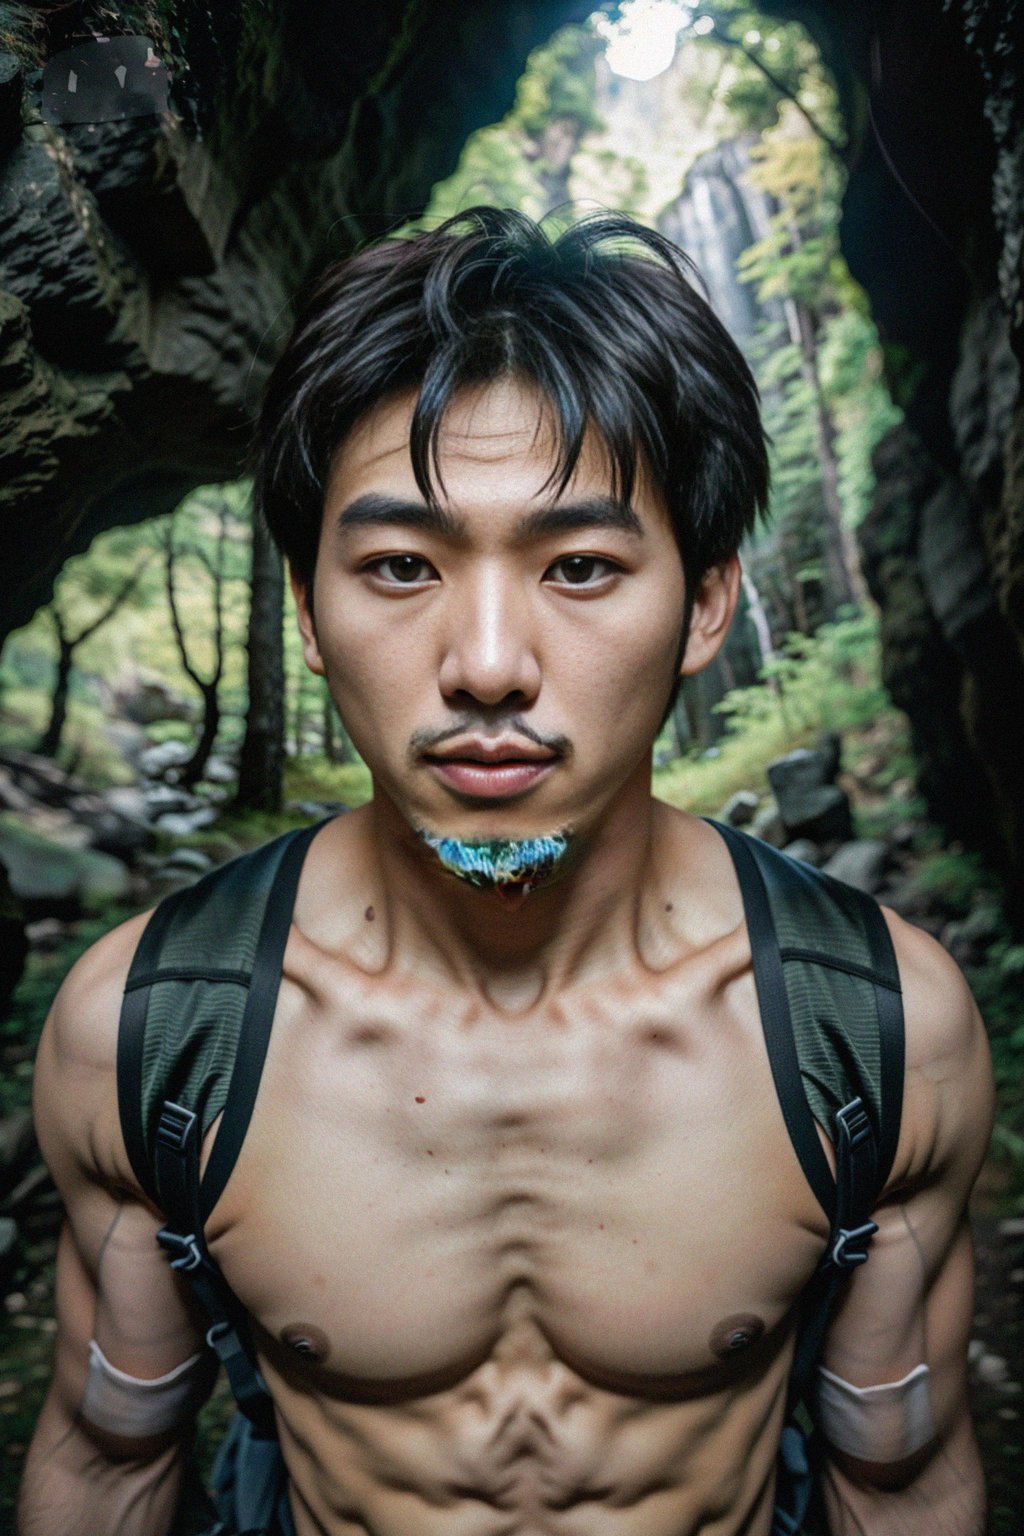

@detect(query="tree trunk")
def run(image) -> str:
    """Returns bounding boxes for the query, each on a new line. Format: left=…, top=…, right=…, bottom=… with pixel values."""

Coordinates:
left=235, top=509, right=285, bottom=812
left=37, top=633, right=72, bottom=759
left=180, top=683, right=221, bottom=789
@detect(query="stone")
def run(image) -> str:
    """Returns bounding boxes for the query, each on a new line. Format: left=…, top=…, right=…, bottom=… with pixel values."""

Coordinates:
left=719, top=790, right=759, bottom=827
left=101, top=786, right=153, bottom=824
left=25, top=917, right=70, bottom=951
left=749, top=802, right=787, bottom=847
left=821, top=840, right=889, bottom=893
left=138, top=740, right=194, bottom=779
left=114, top=674, right=195, bottom=726
left=0, top=768, right=32, bottom=812
left=203, top=757, right=236, bottom=785
left=0, top=814, right=131, bottom=914
left=782, top=783, right=854, bottom=844
left=65, top=796, right=155, bottom=860
left=816, top=731, right=843, bottom=782
left=153, top=807, right=219, bottom=837
left=766, top=749, right=854, bottom=842
left=781, top=838, right=822, bottom=866
left=162, top=847, right=214, bottom=874
left=144, top=784, right=200, bottom=815
left=975, top=1352, right=1010, bottom=1386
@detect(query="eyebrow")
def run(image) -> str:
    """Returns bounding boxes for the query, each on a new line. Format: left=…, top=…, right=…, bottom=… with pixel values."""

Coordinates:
left=333, top=491, right=644, bottom=542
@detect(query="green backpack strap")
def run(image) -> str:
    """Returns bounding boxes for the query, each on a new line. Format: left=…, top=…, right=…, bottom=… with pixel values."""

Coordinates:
left=116, top=816, right=334, bottom=1433
left=701, top=819, right=905, bottom=1413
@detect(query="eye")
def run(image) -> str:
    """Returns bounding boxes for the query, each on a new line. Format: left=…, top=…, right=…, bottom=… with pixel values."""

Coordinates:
left=365, top=554, right=437, bottom=584
left=545, top=555, right=621, bottom=586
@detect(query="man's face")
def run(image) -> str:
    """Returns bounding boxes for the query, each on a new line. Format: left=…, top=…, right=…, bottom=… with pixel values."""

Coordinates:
left=295, top=378, right=707, bottom=852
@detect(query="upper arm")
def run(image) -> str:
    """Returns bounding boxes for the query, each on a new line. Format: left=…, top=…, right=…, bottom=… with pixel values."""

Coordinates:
left=32, top=916, right=217, bottom=1451
left=815, top=907, right=994, bottom=1473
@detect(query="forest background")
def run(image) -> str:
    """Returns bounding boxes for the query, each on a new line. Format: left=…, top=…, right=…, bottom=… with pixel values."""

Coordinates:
left=1, top=3, right=1022, bottom=1531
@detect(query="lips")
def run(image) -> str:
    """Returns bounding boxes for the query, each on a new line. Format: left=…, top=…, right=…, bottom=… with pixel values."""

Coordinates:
left=422, top=738, right=559, bottom=799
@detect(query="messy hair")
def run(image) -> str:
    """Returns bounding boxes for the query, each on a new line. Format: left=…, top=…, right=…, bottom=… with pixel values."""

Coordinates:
left=249, top=205, right=770, bottom=715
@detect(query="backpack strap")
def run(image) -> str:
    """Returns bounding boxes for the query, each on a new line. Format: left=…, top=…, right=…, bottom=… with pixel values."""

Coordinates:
left=116, top=817, right=331, bottom=1434
left=701, top=819, right=905, bottom=1413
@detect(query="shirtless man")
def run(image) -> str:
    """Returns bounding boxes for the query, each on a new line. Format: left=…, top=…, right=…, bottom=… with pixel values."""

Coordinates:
left=20, top=207, right=993, bottom=1536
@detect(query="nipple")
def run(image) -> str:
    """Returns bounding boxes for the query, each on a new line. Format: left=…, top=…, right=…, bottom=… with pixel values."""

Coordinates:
left=709, top=1314, right=765, bottom=1360
left=280, top=1323, right=329, bottom=1363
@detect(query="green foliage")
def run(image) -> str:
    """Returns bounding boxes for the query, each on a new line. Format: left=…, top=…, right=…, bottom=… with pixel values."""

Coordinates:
left=515, top=25, right=605, bottom=139
left=655, top=610, right=887, bottom=811
left=422, top=23, right=603, bottom=226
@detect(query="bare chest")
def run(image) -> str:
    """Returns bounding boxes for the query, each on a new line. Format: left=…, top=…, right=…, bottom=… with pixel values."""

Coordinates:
left=200, top=951, right=829, bottom=1397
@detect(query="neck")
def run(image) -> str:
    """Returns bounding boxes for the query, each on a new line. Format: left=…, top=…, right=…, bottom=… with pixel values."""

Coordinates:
left=366, top=762, right=661, bottom=1008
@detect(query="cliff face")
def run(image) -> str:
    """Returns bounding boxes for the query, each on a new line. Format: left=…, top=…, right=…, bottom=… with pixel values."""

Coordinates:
left=759, top=0, right=1024, bottom=903
left=0, top=0, right=592, bottom=637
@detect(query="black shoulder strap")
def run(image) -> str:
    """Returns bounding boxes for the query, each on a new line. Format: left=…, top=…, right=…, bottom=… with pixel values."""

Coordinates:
left=197, top=818, right=323, bottom=1222
left=117, top=886, right=195, bottom=1207
left=705, top=818, right=837, bottom=1218
left=702, top=818, right=906, bottom=1413
left=116, top=817, right=329, bottom=1433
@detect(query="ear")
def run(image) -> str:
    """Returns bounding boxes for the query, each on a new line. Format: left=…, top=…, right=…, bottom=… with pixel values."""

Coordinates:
left=680, top=555, right=742, bottom=678
left=289, top=565, right=326, bottom=677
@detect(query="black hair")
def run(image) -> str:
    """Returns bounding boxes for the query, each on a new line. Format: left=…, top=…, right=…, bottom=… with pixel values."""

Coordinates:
left=249, top=205, right=771, bottom=724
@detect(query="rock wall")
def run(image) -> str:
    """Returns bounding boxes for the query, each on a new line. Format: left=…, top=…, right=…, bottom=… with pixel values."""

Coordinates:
left=0, top=0, right=591, bottom=638
left=760, top=0, right=1024, bottom=909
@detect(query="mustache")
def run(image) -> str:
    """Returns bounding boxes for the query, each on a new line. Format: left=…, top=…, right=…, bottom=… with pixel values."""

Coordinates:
left=409, top=718, right=573, bottom=760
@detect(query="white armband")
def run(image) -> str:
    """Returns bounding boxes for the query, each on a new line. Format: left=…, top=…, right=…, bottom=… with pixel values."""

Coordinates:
left=81, top=1339, right=209, bottom=1439
left=816, top=1362, right=937, bottom=1463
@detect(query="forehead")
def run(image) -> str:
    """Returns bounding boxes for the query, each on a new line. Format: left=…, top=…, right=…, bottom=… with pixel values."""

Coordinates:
left=322, top=378, right=662, bottom=519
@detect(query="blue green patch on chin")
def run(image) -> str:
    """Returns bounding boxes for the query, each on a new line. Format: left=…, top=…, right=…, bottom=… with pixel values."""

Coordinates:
left=418, top=832, right=571, bottom=891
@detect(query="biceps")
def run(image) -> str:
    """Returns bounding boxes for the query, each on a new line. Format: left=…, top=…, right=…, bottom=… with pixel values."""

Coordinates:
left=52, top=1188, right=213, bottom=1424
left=819, top=1200, right=976, bottom=1443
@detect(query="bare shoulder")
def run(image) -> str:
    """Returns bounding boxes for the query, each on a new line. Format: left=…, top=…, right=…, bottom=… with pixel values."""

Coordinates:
left=33, top=906, right=157, bottom=1199
left=878, top=901, right=995, bottom=1195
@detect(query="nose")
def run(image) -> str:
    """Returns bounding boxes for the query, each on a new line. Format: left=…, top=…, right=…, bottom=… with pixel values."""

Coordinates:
left=437, top=563, right=541, bottom=711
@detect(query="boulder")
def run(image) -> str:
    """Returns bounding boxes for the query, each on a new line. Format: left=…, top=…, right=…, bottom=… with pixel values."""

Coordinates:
left=153, top=807, right=219, bottom=837
left=816, top=730, right=843, bottom=783
left=767, top=748, right=854, bottom=843
left=719, top=790, right=759, bottom=827
left=749, top=802, right=787, bottom=847
left=0, top=813, right=131, bottom=915
left=820, top=840, right=889, bottom=894
left=162, top=847, right=214, bottom=874
left=65, top=794, right=155, bottom=860
left=114, top=675, right=195, bottom=726
left=25, top=917, right=72, bottom=951
left=138, top=740, right=193, bottom=780
left=203, top=757, right=236, bottom=785
left=781, top=838, right=822, bottom=866
left=144, top=783, right=201, bottom=816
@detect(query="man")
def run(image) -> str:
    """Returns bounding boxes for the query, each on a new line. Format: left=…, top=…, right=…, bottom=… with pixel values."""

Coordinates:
left=20, top=206, right=993, bottom=1536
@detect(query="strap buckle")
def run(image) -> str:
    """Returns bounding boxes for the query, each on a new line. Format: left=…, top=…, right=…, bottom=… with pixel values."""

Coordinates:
left=156, top=1100, right=197, bottom=1153
left=830, top=1219, right=879, bottom=1270
left=835, top=1097, right=873, bottom=1150
left=206, top=1319, right=246, bottom=1361
left=156, top=1226, right=204, bottom=1272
